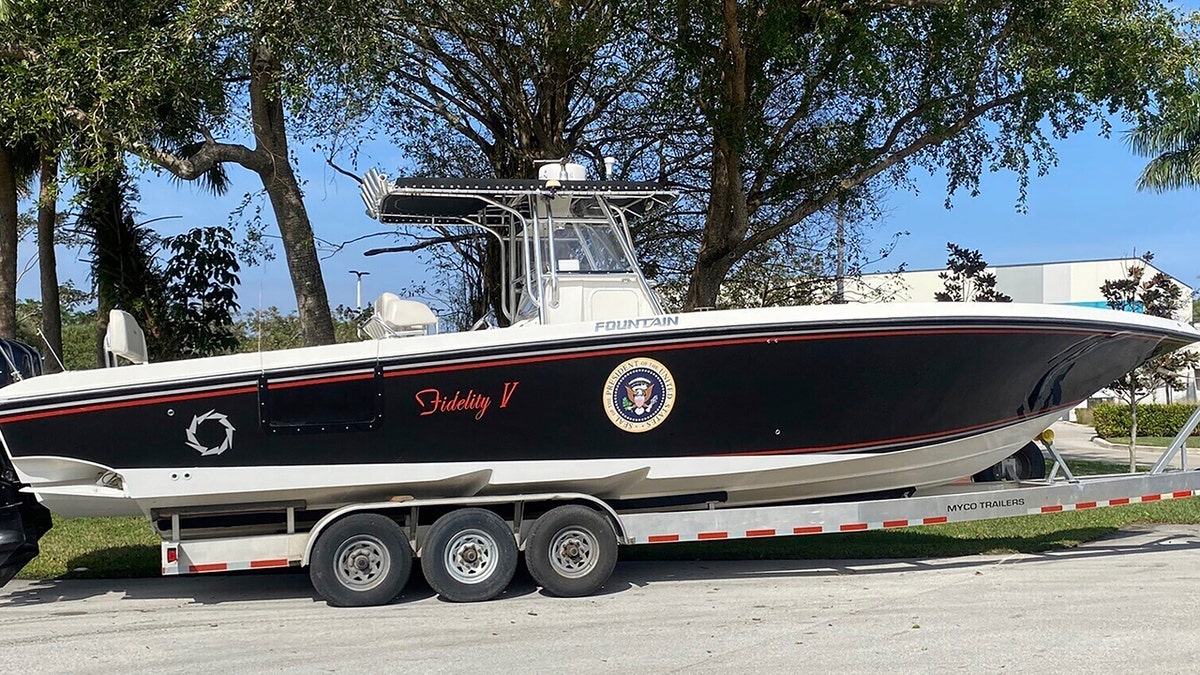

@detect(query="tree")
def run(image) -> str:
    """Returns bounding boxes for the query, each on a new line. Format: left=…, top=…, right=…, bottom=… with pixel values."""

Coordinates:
left=935, top=243, right=1012, bottom=303
left=4, top=0, right=393, bottom=347
left=1127, top=93, right=1200, bottom=192
left=161, top=227, right=242, bottom=359
left=36, top=148, right=62, bottom=372
left=371, top=0, right=658, bottom=325
left=0, top=139, right=36, bottom=339
left=644, top=1, right=1199, bottom=309
left=1100, top=253, right=1199, bottom=471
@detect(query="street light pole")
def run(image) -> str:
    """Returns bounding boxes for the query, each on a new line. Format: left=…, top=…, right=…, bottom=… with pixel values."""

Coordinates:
left=349, top=270, right=371, bottom=309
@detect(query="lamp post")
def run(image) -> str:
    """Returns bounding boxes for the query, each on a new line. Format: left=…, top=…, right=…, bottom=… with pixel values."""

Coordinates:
left=349, top=270, right=371, bottom=309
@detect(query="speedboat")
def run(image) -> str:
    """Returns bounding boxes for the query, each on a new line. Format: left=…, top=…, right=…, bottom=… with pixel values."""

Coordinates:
left=0, top=162, right=1196, bottom=526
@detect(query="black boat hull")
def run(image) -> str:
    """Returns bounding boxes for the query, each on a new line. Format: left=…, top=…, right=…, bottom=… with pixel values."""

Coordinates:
left=0, top=309, right=1193, bottom=517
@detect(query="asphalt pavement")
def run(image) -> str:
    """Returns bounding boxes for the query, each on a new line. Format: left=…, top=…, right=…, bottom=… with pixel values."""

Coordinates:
left=1049, top=420, right=1197, bottom=467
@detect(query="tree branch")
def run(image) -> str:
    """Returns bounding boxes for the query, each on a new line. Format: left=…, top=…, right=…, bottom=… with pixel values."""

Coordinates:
left=364, top=232, right=485, bottom=257
left=63, top=107, right=264, bottom=178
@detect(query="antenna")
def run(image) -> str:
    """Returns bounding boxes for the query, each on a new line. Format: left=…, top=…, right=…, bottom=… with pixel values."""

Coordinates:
left=37, top=328, right=67, bottom=372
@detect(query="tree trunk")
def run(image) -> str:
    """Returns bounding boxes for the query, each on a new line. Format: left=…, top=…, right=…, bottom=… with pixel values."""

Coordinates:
left=37, top=151, right=62, bottom=372
left=683, top=139, right=748, bottom=309
left=682, top=0, right=752, bottom=311
left=0, top=145, right=18, bottom=340
left=249, top=43, right=335, bottom=347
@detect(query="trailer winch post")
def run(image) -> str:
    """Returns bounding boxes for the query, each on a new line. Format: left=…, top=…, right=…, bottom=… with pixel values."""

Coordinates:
left=1150, top=404, right=1200, bottom=475
left=1039, top=429, right=1077, bottom=483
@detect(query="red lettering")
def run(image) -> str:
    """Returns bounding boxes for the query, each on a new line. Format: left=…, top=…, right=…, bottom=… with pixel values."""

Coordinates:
left=414, top=389, right=442, bottom=416
left=500, top=382, right=519, bottom=408
left=414, top=387, right=492, bottom=420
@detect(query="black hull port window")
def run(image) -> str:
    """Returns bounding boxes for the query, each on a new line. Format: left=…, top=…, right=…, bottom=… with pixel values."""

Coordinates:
left=260, top=368, right=384, bottom=433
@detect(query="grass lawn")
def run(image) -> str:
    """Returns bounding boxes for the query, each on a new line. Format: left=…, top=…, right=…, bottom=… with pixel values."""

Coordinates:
left=1104, top=436, right=1190, bottom=448
left=13, top=460, right=1200, bottom=581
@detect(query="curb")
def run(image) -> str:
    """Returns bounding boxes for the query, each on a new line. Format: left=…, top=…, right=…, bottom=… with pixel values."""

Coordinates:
left=1091, top=436, right=1196, bottom=452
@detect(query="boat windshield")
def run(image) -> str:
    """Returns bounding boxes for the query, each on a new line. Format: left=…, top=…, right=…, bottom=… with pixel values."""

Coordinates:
left=547, top=222, right=634, bottom=273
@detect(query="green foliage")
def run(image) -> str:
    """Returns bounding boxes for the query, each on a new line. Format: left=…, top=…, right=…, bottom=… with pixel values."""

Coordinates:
left=1093, top=403, right=1199, bottom=438
left=935, top=242, right=1012, bottom=303
left=645, top=0, right=1200, bottom=306
left=160, top=226, right=241, bottom=359
left=236, top=305, right=362, bottom=353
left=1099, top=253, right=1198, bottom=418
left=1127, top=92, right=1200, bottom=192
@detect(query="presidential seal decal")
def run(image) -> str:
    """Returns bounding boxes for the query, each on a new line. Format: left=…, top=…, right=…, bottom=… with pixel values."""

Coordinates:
left=603, top=357, right=676, bottom=433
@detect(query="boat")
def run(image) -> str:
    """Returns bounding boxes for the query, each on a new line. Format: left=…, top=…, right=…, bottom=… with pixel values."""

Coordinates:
left=0, top=162, right=1196, bottom=530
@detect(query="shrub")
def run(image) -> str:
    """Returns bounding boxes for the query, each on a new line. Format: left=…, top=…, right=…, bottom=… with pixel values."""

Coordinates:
left=1092, top=403, right=1200, bottom=438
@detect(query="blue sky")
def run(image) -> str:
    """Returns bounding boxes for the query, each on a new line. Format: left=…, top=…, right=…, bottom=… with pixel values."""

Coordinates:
left=881, top=123, right=1198, bottom=285
left=16, top=118, right=1198, bottom=314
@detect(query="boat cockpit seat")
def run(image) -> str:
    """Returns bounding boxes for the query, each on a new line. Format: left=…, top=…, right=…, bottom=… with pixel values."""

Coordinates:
left=105, top=309, right=149, bottom=366
left=360, top=293, right=438, bottom=339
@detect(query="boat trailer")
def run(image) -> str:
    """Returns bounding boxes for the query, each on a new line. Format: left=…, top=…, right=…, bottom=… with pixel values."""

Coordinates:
left=138, top=409, right=1200, bottom=606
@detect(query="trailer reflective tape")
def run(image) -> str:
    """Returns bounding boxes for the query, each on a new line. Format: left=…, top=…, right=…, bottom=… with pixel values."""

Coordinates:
left=923, top=516, right=948, bottom=525
left=250, top=559, right=290, bottom=569
left=1142, top=494, right=1162, bottom=502
left=1173, top=491, right=1193, bottom=499
left=883, top=519, right=908, bottom=528
left=647, top=534, right=679, bottom=543
left=839, top=523, right=868, bottom=532
left=793, top=526, right=823, bottom=535
left=1076, top=502, right=1097, bottom=510
left=189, top=563, right=228, bottom=573
left=746, top=528, right=775, bottom=537
left=697, top=531, right=727, bottom=540
left=1041, top=505, right=1063, bottom=513
left=1110, top=497, right=1130, bottom=505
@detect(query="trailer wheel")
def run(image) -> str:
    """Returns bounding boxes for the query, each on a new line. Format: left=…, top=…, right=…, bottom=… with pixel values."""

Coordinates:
left=524, top=505, right=618, bottom=598
left=421, top=508, right=517, bottom=603
left=309, top=514, right=412, bottom=607
left=974, top=441, right=1047, bottom=482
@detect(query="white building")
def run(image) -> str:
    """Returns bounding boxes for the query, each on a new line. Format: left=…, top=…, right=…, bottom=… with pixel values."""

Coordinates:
left=851, top=258, right=1197, bottom=406
left=853, top=258, right=1193, bottom=322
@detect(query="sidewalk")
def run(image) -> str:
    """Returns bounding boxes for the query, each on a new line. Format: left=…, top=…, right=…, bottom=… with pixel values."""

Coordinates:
left=1049, top=420, right=1198, bottom=467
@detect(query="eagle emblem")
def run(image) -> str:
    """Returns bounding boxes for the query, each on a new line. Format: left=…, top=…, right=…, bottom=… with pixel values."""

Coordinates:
left=622, top=378, right=657, bottom=416
left=603, top=358, right=676, bottom=433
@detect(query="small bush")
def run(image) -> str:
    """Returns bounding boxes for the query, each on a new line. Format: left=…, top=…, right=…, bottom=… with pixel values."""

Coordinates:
left=1093, top=403, right=1199, bottom=438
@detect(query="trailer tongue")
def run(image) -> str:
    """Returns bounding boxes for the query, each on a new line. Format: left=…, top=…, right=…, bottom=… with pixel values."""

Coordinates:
left=0, top=457, right=51, bottom=587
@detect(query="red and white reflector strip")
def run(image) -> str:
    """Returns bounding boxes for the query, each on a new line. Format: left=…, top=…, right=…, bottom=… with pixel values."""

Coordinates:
left=634, top=489, right=1197, bottom=544
left=163, top=558, right=291, bottom=576
left=1036, top=490, right=1196, bottom=514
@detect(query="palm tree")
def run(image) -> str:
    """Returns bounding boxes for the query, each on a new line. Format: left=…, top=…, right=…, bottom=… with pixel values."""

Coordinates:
left=0, top=137, right=38, bottom=340
left=1126, top=95, right=1200, bottom=192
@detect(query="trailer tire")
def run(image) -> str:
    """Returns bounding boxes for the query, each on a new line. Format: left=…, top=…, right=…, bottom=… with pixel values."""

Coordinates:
left=974, top=441, right=1047, bottom=482
left=422, top=508, right=517, bottom=603
left=524, top=505, right=618, bottom=598
left=309, top=513, right=412, bottom=607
